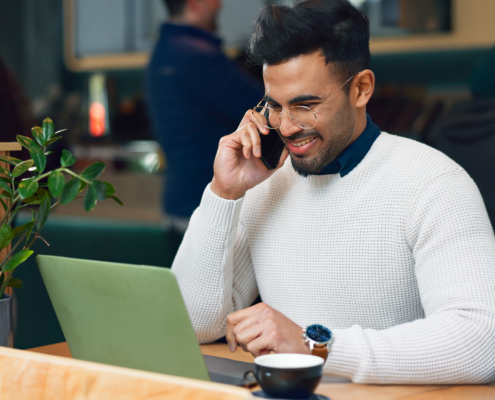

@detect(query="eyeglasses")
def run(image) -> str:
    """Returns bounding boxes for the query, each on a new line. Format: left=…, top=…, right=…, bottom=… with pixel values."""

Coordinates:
left=252, top=72, right=360, bottom=130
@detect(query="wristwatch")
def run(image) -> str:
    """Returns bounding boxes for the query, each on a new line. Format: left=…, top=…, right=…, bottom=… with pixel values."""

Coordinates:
left=302, top=324, right=333, bottom=361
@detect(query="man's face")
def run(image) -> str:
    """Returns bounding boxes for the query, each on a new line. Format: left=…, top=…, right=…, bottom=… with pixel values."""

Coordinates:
left=263, top=52, right=357, bottom=176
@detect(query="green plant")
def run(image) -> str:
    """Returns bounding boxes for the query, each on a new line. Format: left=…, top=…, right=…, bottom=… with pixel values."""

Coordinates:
left=0, top=118, right=123, bottom=297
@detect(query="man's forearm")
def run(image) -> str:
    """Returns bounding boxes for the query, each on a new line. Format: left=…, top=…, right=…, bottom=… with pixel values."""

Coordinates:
left=171, top=184, right=254, bottom=343
left=325, top=308, right=495, bottom=384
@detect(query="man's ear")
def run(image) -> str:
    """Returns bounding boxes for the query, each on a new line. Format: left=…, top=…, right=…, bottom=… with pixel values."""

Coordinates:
left=353, top=70, right=375, bottom=108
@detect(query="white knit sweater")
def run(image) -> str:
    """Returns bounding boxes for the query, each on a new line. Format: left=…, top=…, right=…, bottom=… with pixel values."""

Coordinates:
left=172, top=132, right=495, bottom=384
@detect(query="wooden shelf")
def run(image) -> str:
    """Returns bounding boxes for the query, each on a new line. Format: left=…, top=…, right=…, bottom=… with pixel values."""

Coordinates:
left=0, top=142, right=22, bottom=152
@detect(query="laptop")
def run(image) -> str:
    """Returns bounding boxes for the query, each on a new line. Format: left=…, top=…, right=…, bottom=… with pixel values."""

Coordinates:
left=36, top=255, right=255, bottom=386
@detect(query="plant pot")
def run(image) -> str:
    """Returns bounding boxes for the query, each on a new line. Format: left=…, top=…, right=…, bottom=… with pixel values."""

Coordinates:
left=0, top=294, right=13, bottom=347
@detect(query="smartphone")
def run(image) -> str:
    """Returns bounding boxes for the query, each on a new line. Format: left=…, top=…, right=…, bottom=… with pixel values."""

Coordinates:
left=257, top=109, right=286, bottom=170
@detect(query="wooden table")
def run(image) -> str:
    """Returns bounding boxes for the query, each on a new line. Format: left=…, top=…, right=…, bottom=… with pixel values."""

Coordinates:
left=29, top=342, right=494, bottom=400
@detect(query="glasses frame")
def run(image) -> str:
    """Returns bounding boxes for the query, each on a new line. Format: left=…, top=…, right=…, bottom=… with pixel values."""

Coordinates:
left=253, top=71, right=361, bottom=130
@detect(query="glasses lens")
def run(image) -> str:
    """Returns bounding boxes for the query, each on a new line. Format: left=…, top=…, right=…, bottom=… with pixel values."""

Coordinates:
left=289, top=106, right=317, bottom=129
left=253, top=106, right=281, bottom=129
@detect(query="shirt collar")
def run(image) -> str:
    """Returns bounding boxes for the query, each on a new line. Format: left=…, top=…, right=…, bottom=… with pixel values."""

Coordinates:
left=318, top=114, right=381, bottom=177
left=161, top=23, right=222, bottom=47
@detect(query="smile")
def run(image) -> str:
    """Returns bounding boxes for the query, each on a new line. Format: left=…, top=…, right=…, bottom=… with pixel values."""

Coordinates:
left=290, top=136, right=317, bottom=147
left=286, top=136, right=318, bottom=156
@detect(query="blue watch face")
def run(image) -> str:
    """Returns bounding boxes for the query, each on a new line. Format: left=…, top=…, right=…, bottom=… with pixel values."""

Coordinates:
left=306, top=324, right=332, bottom=343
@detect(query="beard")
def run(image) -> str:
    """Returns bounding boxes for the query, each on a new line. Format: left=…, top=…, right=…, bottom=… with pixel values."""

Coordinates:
left=289, top=100, right=355, bottom=177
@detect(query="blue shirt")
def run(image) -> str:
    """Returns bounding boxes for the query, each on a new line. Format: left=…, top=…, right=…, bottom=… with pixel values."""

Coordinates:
left=318, top=114, right=381, bottom=176
left=146, top=24, right=264, bottom=218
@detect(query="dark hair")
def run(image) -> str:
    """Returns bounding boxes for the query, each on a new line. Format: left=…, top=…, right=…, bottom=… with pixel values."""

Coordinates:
left=248, top=0, right=371, bottom=90
left=163, top=0, right=186, bottom=16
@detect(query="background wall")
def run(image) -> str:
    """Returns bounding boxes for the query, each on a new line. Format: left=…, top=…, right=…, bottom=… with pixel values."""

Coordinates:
left=370, top=0, right=495, bottom=53
left=0, top=0, right=63, bottom=102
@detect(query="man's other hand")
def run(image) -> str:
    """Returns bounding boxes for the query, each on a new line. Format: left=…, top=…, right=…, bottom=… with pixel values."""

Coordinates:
left=226, top=303, right=311, bottom=357
left=210, top=110, right=289, bottom=200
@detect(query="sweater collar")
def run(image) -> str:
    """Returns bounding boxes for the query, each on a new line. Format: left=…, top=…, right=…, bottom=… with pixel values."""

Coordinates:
left=318, top=114, right=381, bottom=177
left=160, top=23, right=222, bottom=47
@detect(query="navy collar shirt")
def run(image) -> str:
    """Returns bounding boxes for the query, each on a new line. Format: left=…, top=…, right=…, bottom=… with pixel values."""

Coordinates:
left=318, top=114, right=381, bottom=177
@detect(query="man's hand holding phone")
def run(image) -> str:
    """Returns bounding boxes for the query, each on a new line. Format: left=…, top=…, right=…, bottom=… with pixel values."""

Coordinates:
left=210, top=110, right=289, bottom=200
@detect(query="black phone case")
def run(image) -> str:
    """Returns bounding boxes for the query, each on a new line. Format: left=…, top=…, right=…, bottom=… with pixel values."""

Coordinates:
left=258, top=128, right=286, bottom=170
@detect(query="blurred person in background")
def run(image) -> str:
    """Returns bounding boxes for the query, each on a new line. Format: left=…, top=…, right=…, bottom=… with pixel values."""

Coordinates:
left=146, top=0, right=264, bottom=256
left=428, top=46, right=495, bottom=227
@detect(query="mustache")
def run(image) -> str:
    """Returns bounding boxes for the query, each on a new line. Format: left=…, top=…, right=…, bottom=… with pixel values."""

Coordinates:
left=283, top=129, right=322, bottom=142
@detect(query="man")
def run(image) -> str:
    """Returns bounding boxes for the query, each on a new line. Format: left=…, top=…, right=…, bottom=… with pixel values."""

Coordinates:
left=146, top=0, right=263, bottom=238
left=172, top=0, right=495, bottom=384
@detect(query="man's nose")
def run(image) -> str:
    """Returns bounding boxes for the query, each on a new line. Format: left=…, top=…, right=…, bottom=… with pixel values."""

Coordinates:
left=279, top=114, right=302, bottom=138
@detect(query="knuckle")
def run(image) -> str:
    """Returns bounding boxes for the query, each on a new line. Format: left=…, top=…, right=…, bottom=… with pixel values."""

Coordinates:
left=261, top=305, right=272, bottom=316
left=236, top=332, right=245, bottom=343
left=247, top=121, right=257, bottom=130
left=268, top=328, right=279, bottom=341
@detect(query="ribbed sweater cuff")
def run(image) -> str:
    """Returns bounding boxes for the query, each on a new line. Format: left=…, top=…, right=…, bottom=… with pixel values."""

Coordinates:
left=198, top=184, right=245, bottom=230
left=324, top=327, right=365, bottom=379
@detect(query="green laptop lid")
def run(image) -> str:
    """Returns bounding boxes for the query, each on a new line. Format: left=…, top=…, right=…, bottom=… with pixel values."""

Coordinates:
left=36, top=255, right=209, bottom=381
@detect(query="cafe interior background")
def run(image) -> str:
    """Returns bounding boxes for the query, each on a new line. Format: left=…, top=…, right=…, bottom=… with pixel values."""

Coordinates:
left=1, top=0, right=494, bottom=350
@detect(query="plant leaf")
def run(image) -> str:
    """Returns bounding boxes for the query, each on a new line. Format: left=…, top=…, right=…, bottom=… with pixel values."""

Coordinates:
left=60, top=177, right=80, bottom=204
left=48, top=170, right=65, bottom=197
left=0, top=198, right=6, bottom=212
left=13, top=221, right=33, bottom=237
left=31, top=126, right=44, bottom=146
left=16, top=135, right=36, bottom=150
left=0, top=156, right=21, bottom=166
left=24, top=209, right=36, bottom=246
left=81, top=162, right=106, bottom=181
left=6, top=278, right=23, bottom=289
left=102, top=181, right=115, bottom=196
left=12, top=160, right=34, bottom=178
left=0, top=224, right=15, bottom=249
left=110, top=195, right=124, bottom=206
left=37, top=193, right=51, bottom=231
left=42, top=118, right=55, bottom=142
left=44, top=136, right=63, bottom=146
left=0, top=191, right=11, bottom=200
left=3, top=249, right=34, bottom=272
left=29, top=143, right=47, bottom=174
left=93, top=180, right=107, bottom=201
left=54, top=129, right=67, bottom=135
left=84, top=183, right=97, bottom=212
left=22, top=195, right=39, bottom=204
left=18, top=178, right=39, bottom=199
left=37, top=188, right=53, bottom=201
left=0, top=179, right=12, bottom=195
left=78, top=180, right=87, bottom=194
left=0, top=166, right=11, bottom=177
left=61, top=149, right=76, bottom=168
